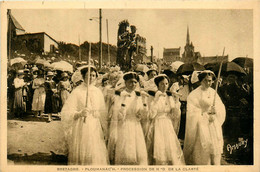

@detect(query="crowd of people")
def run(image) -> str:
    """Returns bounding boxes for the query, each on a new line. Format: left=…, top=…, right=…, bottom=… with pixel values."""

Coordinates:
left=7, top=59, right=253, bottom=165
left=8, top=64, right=72, bottom=122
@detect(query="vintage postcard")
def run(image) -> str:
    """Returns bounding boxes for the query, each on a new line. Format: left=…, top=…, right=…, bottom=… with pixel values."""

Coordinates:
left=1, top=1, right=259, bottom=172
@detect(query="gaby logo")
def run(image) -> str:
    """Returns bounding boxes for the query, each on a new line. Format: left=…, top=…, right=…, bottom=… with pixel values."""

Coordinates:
left=227, top=138, right=248, bottom=154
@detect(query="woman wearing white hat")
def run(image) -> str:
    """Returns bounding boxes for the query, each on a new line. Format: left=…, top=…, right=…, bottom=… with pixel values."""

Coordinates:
left=13, top=70, right=28, bottom=118
left=44, top=71, right=58, bottom=122
left=61, top=65, right=108, bottom=165
left=31, top=70, right=46, bottom=117
left=58, top=72, right=71, bottom=106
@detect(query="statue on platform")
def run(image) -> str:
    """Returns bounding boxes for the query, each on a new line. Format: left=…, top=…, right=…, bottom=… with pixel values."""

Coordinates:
left=116, top=20, right=137, bottom=71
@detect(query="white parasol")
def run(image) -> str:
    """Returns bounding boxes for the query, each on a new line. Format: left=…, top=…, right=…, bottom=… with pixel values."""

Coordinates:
left=10, top=57, right=27, bottom=66
left=35, top=59, right=51, bottom=68
left=50, top=60, right=73, bottom=73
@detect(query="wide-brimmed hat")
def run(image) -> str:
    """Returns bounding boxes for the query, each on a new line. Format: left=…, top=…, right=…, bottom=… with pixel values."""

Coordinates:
left=32, top=66, right=38, bottom=71
left=47, top=71, right=54, bottom=77
left=24, top=69, right=30, bottom=73
left=17, top=70, right=24, bottom=75
left=61, top=72, right=69, bottom=79
left=78, top=65, right=96, bottom=72
left=78, top=65, right=98, bottom=77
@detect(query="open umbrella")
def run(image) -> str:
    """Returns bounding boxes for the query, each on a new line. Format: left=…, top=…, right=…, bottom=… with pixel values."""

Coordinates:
left=50, top=61, right=73, bottom=73
left=204, top=62, right=220, bottom=71
left=170, top=61, right=184, bottom=73
left=212, top=61, right=247, bottom=76
left=10, top=57, right=27, bottom=66
left=232, top=57, right=253, bottom=68
left=35, top=59, right=51, bottom=68
left=71, top=70, right=83, bottom=84
left=176, top=62, right=205, bottom=75
left=134, top=64, right=149, bottom=73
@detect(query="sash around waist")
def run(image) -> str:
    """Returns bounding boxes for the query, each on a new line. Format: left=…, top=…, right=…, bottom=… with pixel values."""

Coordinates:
left=155, top=112, right=170, bottom=119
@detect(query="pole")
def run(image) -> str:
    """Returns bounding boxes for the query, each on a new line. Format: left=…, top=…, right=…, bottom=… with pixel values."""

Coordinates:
left=84, top=42, right=91, bottom=123
left=151, top=46, right=153, bottom=62
left=78, top=34, right=81, bottom=61
left=99, top=9, right=102, bottom=69
left=213, top=47, right=225, bottom=107
left=106, top=19, right=110, bottom=67
left=8, top=9, right=12, bottom=61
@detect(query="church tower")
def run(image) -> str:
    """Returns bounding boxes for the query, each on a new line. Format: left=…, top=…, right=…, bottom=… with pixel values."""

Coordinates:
left=182, top=26, right=198, bottom=63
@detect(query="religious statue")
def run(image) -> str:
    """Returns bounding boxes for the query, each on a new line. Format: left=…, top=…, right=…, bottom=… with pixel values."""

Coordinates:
left=116, top=20, right=137, bottom=71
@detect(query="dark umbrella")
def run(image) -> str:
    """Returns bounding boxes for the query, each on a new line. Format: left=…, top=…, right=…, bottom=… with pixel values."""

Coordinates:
left=232, top=57, right=253, bottom=68
left=212, top=61, right=247, bottom=76
left=176, top=62, right=205, bottom=75
left=163, top=69, right=175, bottom=77
left=204, top=62, right=219, bottom=71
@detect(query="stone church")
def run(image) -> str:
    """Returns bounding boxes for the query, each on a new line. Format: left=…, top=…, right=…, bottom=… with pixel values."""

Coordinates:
left=163, top=27, right=228, bottom=65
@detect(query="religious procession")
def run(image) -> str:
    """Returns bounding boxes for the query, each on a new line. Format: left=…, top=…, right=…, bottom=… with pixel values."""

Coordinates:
left=6, top=9, right=253, bottom=166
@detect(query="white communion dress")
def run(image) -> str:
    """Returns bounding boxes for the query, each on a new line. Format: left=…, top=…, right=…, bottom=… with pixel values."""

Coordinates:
left=183, top=86, right=226, bottom=165
left=146, top=91, right=185, bottom=165
left=61, top=83, right=109, bottom=165
left=108, top=90, right=148, bottom=165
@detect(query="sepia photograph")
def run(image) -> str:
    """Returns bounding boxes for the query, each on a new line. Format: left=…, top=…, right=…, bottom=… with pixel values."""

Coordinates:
left=1, top=1, right=259, bottom=172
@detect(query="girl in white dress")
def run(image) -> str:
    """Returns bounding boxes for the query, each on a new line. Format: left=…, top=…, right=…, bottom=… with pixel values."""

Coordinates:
left=108, top=72, right=148, bottom=165
left=146, top=74, right=185, bottom=165
left=183, top=70, right=226, bottom=165
left=61, top=65, right=109, bottom=165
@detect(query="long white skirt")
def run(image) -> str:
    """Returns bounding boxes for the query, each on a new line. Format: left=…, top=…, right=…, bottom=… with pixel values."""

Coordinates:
left=115, top=119, right=148, bottom=165
left=152, top=116, right=185, bottom=165
left=68, top=116, right=109, bottom=165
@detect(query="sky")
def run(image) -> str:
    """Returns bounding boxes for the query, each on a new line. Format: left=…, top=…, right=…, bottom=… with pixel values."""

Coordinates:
left=11, top=9, right=253, bottom=61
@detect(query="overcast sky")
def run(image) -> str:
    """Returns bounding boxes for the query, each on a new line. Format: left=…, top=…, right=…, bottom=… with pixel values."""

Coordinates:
left=11, top=9, right=253, bottom=61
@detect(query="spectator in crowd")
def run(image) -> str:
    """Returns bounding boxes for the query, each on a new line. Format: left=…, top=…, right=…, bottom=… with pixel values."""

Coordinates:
left=143, top=68, right=158, bottom=91
left=31, top=70, right=46, bottom=117
left=7, top=69, right=16, bottom=117
left=23, top=68, right=33, bottom=114
left=44, top=71, right=58, bottom=122
left=58, top=72, right=72, bottom=106
left=177, top=74, right=192, bottom=144
left=13, top=70, right=28, bottom=118
left=218, top=73, right=250, bottom=138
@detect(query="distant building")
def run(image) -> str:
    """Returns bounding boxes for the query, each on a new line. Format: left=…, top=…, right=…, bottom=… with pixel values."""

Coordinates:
left=7, top=10, right=59, bottom=57
left=181, top=27, right=228, bottom=65
left=16, top=32, right=59, bottom=54
left=198, top=55, right=229, bottom=65
left=163, top=47, right=181, bottom=63
left=134, top=34, right=148, bottom=63
left=146, top=55, right=157, bottom=63
left=7, top=9, right=26, bottom=58
left=181, top=27, right=201, bottom=63
left=7, top=10, right=25, bottom=36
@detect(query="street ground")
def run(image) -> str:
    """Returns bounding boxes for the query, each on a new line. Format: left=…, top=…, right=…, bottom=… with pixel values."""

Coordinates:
left=6, top=114, right=252, bottom=165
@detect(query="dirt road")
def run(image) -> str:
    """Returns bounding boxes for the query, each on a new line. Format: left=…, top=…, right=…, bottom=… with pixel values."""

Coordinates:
left=7, top=116, right=68, bottom=165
